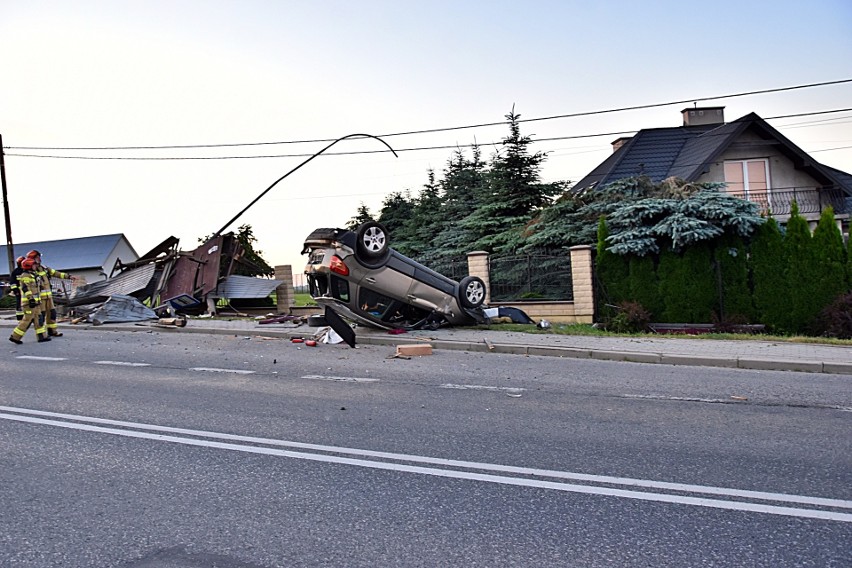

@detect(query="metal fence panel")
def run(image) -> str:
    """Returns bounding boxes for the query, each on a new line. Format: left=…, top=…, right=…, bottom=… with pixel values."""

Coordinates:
left=489, top=250, right=573, bottom=302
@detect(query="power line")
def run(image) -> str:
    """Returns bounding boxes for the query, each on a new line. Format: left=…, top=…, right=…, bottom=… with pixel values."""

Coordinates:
left=6, top=79, right=851, bottom=152
left=7, top=109, right=852, bottom=161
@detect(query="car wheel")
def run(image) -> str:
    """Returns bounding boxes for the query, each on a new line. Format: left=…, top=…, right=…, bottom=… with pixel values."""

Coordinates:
left=458, top=276, right=486, bottom=309
left=356, top=221, right=389, bottom=259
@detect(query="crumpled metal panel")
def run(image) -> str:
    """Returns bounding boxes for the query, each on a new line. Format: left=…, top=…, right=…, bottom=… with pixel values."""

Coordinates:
left=66, top=263, right=156, bottom=306
left=89, top=294, right=157, bottom=324
left=213, top=274, right=285, bottom=299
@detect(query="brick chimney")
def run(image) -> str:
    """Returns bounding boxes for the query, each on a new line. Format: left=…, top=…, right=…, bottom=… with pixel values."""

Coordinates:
left=611, top=136, right=632, bottom=152
left=682, top=106, right=725, bottom=126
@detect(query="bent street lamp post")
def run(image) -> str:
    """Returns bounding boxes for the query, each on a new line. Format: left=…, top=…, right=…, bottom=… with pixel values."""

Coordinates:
left=212, top=133, right=398, bottom=238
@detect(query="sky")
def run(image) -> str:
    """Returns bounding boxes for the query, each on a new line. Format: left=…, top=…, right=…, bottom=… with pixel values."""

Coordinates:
left=2, top=0, right=851, bottom=275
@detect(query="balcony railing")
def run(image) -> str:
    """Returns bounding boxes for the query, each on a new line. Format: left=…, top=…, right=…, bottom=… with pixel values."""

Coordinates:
left=726, top=186, right=850, bottom=216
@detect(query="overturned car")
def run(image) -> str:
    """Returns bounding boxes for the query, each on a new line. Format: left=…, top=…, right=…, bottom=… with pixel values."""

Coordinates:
left=302, top=222, right=493, bottom=330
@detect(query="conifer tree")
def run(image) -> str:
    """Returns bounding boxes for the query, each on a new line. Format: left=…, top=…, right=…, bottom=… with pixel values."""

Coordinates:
left=657, top=244, right=715, bottom=322
left=410, top=170, right=446, bottom=260
left=345, top=202, right=375, bottom=230
left=432, top=146, right=487, bottom=261
left=463, top=109, right=560, bottom=253
left=657, top=248, right=688, bottom=322
left=713, top=234, right=753, bottom=323
left=783, top=202, right=818, bottom=333
left=595, top=217, right=630, bottom=314
left=750, top=217, right=788, bottom=331
left=810, top=207, right=848, bottom=319
left=628, top=254, right=662, bottom=319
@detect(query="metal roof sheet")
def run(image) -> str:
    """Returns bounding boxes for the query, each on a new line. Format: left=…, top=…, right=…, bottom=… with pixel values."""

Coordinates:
left=213, top=275, right=285, bottom=299
left=0, top=234, right=137, bottom=274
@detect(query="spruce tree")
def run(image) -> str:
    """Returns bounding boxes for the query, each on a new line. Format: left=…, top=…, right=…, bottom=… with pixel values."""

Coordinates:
left=432, top=146, right=487, bottom=261
left=403, top=170, right=445, bottom=262
left=345, top=202, right=375, bottom=230
left=464, top=109, right=559, bottom=254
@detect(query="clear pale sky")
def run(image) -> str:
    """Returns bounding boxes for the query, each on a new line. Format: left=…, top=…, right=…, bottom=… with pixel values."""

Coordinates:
left=2, top=0, right=851, bottom=273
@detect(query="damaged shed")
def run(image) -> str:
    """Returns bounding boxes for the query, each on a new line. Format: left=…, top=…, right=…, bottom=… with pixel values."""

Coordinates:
left=63, top=233, right=285, bottom=317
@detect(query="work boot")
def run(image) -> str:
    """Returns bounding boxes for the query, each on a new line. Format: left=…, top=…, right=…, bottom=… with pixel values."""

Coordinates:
left=37, top=335, right=51, bottom=343
left=9, top=336, right=23, bottom=345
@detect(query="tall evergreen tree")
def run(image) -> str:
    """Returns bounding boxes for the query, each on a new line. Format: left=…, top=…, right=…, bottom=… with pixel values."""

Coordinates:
left=463, top=109, right=560, bottom=254
left=783, top=202, right=818, bottom=333
left=713, top=234, right=753, bottom=323
left=750, top=216, right=788, bottom=331
left=628, top=254, right=662, bottom=319
left=377, top=190, right=415, bottom=238
left=810, top=207, right=848, bottom=321
left=595, top=217, right=630, bottom=314
left=345, top=202, right=375, bottom=230
left=405, top=169, right=445, bottom=262
left=432, top=146, right=487, bottom=261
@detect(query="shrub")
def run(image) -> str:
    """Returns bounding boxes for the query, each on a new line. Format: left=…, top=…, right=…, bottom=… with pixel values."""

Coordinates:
left=607, top=301, right=651, bottom=333
left=815, top=291, right=852, bottom=339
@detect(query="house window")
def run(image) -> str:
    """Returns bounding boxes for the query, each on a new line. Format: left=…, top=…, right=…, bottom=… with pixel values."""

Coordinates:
left=724, top=159, right=771, bottom=211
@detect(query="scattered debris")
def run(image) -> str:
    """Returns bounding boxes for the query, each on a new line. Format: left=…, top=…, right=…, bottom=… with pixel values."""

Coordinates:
left=259, top=315, right=304, bottom=325
left=395, top=344, right=433, bottom=357
left=89, top=295, right=158, bottom=325
left=59, top=234, right=286, bottom=318
left=730, top=395, right=749, bottom=401
left=484, top=338, right=494, bottom=351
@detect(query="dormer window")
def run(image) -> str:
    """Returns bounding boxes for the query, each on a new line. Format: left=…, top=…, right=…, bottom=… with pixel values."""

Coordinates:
left=724, top=159, right=771, bottom=211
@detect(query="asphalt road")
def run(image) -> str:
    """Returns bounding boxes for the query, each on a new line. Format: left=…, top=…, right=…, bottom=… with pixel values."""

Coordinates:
left=1, top=329, right=850, bottom=567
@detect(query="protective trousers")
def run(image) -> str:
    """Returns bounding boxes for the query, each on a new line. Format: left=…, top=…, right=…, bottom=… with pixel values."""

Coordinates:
left=43, top=295, right=61, bottom=336
left=9, top=304, right=44, bottom=343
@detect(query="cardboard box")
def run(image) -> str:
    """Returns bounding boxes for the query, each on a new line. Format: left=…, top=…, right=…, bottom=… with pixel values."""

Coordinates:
left=395, top=344, right=433, bottom=357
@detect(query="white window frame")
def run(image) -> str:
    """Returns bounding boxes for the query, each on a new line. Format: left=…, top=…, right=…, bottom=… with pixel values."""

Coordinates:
left=724, top=158, right=772, bottom=209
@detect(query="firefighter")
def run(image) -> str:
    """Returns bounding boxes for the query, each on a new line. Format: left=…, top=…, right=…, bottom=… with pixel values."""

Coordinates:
left=8, top=255, right=25, bottom=320
left=9, top=257, right=49, bottom=344
left=26, top=250, right=76, bottom=337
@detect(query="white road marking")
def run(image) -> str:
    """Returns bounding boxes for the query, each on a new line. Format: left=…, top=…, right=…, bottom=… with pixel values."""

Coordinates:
left=189, top=367, right=255, bottom=374
left=16, top=356, right=67, bottom=361
left=2, top=406, right=849, bottom=523
left=441, top=383, right=525, bottom=393
left=302, top=375, right=379, bottom=383
left=94, top=361, right=152, bottom=367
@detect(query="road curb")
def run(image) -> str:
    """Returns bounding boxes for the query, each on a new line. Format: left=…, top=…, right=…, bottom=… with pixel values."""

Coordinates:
left=3, top=319, right=849, bottom=375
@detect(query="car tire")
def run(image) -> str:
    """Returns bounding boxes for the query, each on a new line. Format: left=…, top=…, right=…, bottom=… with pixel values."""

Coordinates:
left=356, top=221, right=389, bottom=259
left=458, top=276, right=486, bottom=309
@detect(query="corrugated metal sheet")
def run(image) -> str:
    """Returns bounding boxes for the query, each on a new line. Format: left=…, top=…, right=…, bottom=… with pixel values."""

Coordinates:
left=66, top=263, right=156, bottom=306
left=213, top=275, right=285, bottom=299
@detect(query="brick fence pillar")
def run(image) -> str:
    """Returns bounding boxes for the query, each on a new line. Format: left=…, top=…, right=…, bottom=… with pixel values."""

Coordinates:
left=274, top=265, right=294, bottom=314
left=466, top=251, right=490, bottom=304
left=569, top=245, right=595, bottom=323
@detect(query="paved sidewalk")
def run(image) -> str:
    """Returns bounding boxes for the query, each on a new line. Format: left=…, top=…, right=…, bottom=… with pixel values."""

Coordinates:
left=6, top=314, right=844, bottom=375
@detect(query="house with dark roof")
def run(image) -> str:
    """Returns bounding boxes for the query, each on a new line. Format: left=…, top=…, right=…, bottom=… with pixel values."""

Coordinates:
left=1, top=233, right=138, bottom=286
left=573, top=107, right=852, bottom=235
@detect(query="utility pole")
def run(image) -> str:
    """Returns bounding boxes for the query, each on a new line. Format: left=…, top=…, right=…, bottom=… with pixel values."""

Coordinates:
left=0, top=133, right=14, bottom=275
